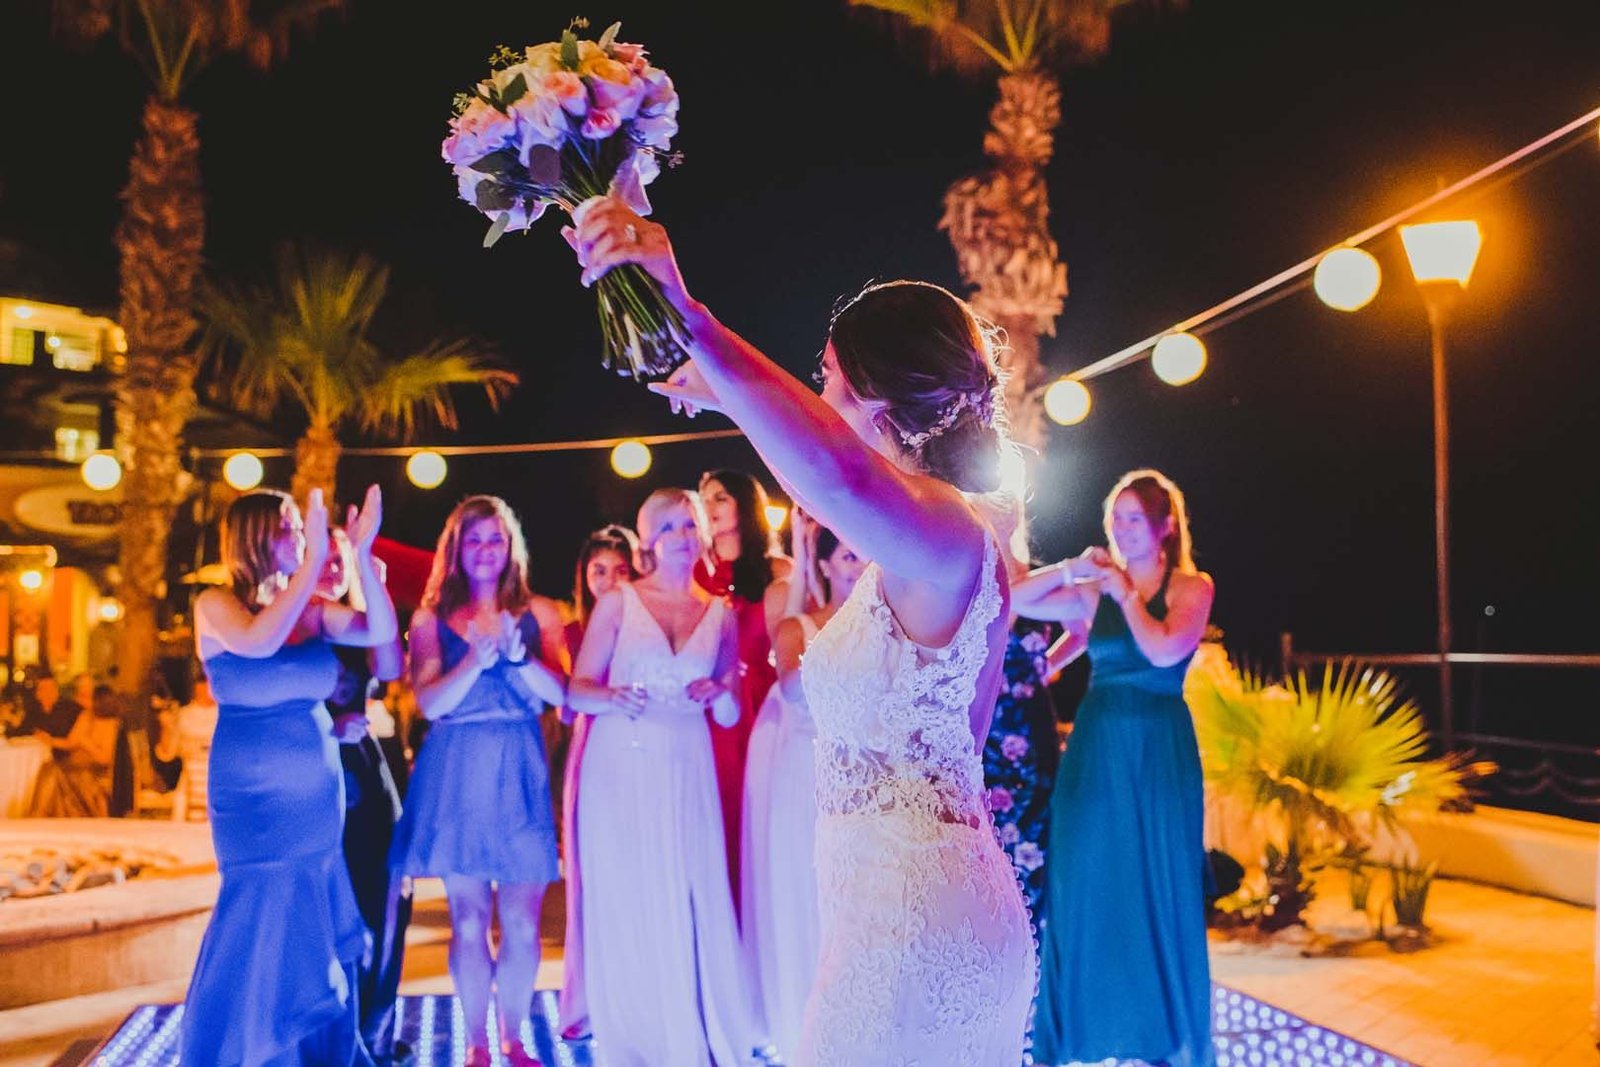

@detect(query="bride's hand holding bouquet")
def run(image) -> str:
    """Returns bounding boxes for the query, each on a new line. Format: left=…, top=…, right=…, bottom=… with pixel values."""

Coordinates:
left=569, top=194, right=725, bottom=417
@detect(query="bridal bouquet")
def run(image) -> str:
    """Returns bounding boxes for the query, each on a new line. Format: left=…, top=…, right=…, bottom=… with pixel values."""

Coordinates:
left=442, top=20, right=685, bottom=377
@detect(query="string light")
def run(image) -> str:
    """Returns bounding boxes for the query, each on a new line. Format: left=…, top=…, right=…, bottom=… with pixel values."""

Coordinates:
left=1151, top=333, right=1207, bottom=386
left=222, top=452, right=264, bottom=491
left=1062, top=104, right=1598, bottom=386
left=1314, top=247, right=1382, bottom=311
left=81, top=452, right=122, bottom=491
left=764, top=504, right=789, bottom=531
left=610, top=440, right=652, bottom=478
left=18, top=570, right=44, bottom=592
left=406, top=451, right=448, bottom=489
left=1043, top=379, right=1091, bottom=425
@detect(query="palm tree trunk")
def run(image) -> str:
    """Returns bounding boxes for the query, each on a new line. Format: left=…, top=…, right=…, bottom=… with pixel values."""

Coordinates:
left=940, top=70, right=1067, bottom=450
left=114, top=97, right=204, bottom=714
left=292, top=425, right=342, bottom=509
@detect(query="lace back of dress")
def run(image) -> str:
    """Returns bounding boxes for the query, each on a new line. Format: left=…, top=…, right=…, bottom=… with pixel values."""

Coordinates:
left=804, top=538, right=1003, bottom=828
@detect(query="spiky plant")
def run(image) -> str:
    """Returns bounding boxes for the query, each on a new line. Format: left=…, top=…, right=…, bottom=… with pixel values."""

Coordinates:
left=200, top=244, right=516, bottom=505
left=1186, top=654, right=1466, bottom=929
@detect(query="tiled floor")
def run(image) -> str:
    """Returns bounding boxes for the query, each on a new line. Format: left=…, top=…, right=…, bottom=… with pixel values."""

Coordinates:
left=60, top=985, right=1423, bottom=1066
left=1210, top=874, right=1596, bottom=1066
left=2, top=875, right=1593, bottom=1066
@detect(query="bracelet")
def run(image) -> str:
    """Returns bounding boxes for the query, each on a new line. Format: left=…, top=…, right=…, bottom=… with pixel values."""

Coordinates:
left=1059, top=562, right=1075, bottom=588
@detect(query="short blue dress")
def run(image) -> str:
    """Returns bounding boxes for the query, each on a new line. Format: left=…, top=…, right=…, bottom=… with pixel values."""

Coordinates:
left=389, top=612, right=559, bottom=884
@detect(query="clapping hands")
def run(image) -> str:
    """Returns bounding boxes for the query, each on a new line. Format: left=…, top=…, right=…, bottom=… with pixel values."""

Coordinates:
left=345, top=484, right=383, bottom=556
left=464, top=619, right=501, bottom=671
left=499, top=611, right=528, bottom=666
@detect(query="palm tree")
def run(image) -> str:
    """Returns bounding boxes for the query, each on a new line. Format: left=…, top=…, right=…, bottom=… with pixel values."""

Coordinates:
left=51, top=0, right=351, bottom=709
left=201, top=244, right=517, bottom=504
left=850, top=0, right=1144, bottom=446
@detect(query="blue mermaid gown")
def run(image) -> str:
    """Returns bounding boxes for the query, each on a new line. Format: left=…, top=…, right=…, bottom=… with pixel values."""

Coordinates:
left=181, top=637, right=373, bottom=1066
left=1033, top=575, right=1214, bottom=1067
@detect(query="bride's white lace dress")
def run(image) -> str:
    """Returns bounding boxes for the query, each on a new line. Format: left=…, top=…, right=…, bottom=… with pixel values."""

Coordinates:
left=796, top=537, right=1036, bottom=1066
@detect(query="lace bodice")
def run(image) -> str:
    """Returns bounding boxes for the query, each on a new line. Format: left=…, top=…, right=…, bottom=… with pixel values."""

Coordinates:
left=608, top=583, right=727, bottom=717
left=802, top=537, right=1004, bottom=828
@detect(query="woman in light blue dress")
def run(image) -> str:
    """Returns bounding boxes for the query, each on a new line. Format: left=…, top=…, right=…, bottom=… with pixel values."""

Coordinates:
left=388, top=495, right=568, bottom=1067
left=1028, top=469, right=1217, bottom=1067
left=183, top=485, right=398, bottom=1066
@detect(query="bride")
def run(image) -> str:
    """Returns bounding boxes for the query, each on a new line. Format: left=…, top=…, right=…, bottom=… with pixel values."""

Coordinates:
left=569, top=197, right=1035, bottom=1064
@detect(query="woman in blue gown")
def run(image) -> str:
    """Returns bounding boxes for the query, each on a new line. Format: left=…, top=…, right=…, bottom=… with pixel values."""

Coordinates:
left=183, top=485, right=398, bottom=1066
left=1026, top=470, right=1216, bottom=1067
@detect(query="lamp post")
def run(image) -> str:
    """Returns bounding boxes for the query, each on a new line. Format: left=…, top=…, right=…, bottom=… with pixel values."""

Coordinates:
left=1399, top=220, right=1483, bottom=748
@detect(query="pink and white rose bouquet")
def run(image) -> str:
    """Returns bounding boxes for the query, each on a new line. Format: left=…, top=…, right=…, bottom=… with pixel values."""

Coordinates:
left=443, top=20, right=683, bottom=377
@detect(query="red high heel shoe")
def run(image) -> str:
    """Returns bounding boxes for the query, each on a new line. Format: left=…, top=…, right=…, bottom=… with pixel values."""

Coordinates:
left=502, top=1039, right=543, bottom=1067
left=463, top=1048, right=493, bottom=1067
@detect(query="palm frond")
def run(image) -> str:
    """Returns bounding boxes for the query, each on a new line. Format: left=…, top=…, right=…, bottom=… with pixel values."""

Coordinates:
left=200, top=241, right=517, bottom=454
left=1188, top=652, right=1467, bottom=864
left=50, top=0, right=350, bottom=95
left=358, top=341, right=518, bottom=442
left=850, top=0, right=1136, bottom=75
left=198, top=275, right=311, bottom=421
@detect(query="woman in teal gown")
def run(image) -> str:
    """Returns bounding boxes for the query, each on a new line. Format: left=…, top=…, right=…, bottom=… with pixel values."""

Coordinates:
left=1025, top=470, right=1216, bottom=1067
left=182, top=486, right=398, bottom=1066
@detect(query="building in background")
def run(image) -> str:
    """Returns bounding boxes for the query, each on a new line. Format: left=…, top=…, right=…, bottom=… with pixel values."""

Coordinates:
left=0, top=241, right=281, bottom=689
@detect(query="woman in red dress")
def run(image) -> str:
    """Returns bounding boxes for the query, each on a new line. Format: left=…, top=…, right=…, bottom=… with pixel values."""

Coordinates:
left=694, top=469, right=792, bottom=909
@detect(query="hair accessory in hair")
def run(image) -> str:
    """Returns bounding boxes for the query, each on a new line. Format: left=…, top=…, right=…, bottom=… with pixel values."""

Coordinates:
left=900, top=390, right=984, bottom=450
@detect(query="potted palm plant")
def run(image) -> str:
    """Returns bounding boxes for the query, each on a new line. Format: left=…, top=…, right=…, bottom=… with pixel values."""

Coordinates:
left=1186, top=652, right=1466, bottom=936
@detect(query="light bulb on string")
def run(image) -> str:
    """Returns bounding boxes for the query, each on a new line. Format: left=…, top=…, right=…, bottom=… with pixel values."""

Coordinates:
left=1044, top=379, right=1091, bottom=426
left=406, top=451, right=448, bottom=489
left=1151, top=332, right=1207, bottom=386
left=610, top=440, right=652, bottom=479
left=81, top=452, right=122, bottom=491
left=222, top=452, right=264, bottom=491
left=1313, top=247, right=1382, bottom=311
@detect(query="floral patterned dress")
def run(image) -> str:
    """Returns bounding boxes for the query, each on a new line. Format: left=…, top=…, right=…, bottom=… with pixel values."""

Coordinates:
left=983, top=617, right=1061, bottom=926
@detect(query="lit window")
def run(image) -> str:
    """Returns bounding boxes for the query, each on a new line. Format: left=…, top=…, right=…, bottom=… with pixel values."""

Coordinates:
left=51, top=333, right=100, bottom=372
left=55, top=426, right=100, bottom=462
left=4, top=327, right=35, bottom=366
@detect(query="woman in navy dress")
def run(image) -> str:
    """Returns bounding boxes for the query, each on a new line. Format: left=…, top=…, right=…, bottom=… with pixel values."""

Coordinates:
left=183, top=485, right=397, bottom=1067
left=1028, top=470, right=1217, bottom=1067
left=319, top=527, right=411, bottom=1063
left=388, top=495, right=568, bottom=1067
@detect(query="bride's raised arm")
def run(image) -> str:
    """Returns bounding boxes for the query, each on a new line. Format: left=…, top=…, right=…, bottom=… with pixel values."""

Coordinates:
left=570, top=196, right=997, bottom=595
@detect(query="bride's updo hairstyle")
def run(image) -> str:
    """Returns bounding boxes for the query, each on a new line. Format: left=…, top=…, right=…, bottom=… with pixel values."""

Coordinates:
left=827, top=280, right=1009, bottom=494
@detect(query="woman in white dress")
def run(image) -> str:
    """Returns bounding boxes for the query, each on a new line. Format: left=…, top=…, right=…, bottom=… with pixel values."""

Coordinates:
left=566, top=488, right=754, bottom=1067
left=569, top=198, right=1036, bottom=1065
left=743, top=514, right=869, bottom=1062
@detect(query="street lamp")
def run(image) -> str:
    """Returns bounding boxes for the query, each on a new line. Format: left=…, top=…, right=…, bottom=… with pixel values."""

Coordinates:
left=1400, top=219, right=1483, bottom=747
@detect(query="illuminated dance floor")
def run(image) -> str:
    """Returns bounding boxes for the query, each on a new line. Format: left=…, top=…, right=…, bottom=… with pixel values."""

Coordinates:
left=86, top=985, right=1411, bottom=1065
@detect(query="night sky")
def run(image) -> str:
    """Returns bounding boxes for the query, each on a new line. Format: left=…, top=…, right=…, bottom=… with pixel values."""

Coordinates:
left=4, top=0, right=1598, bottom=740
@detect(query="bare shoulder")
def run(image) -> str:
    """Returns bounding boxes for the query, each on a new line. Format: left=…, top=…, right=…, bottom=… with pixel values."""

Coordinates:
left=528, top=595, right=565, bottom=626
left=770, top=555, right=794, bottom=580
left=407, top=608, right=438, bottom=643
left=1170, top=570, right=1216, bottom=601
left=774, top=614, right=805, bottom=645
